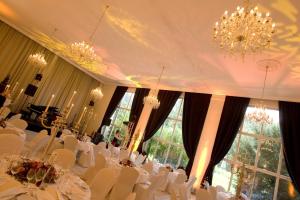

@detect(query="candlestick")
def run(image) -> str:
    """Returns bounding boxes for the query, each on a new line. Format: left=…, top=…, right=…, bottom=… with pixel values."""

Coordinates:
left=45, top=94, right=55, bottom=113
left=11, top=82, right=18, bottom=96
left=65, top=103, right=74, bottom=119
left=14, top=88, right=24, bottom=103
left=67, top=91, right=77, bottom=107
left=77, top=106, right=87, bottom=125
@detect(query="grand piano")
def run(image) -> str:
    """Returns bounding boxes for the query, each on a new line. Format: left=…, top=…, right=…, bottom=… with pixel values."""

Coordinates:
left=22, top=104, right=60, bottom=131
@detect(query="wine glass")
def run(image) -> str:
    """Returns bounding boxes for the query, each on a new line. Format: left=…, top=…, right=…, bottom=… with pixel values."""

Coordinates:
left=10, top=160, right=20, bottom=175
left=35, top=168, right=46, bottom=184
left=26, top=168, right=35, bottom=183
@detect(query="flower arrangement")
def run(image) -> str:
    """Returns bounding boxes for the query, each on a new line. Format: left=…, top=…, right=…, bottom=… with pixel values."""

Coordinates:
left=119, top=159, right=135, bottom=167
left=7, top=158, right=58, bottom=186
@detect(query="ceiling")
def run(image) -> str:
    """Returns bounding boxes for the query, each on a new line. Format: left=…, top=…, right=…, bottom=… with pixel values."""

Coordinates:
left=0, top=0, right=300, bottom=101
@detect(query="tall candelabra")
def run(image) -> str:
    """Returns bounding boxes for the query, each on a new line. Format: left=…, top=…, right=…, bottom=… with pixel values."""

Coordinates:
left=40, top=106, right=70, bottom=160
left=122, top=121, right=135, bottom=148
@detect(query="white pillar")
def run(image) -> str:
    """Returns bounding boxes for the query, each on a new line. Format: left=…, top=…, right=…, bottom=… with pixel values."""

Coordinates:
left=129, top=89, right=157, bottom=151
left=190, top=94, right=226, bottom=188
left=85, top=84, right=117, bottom=135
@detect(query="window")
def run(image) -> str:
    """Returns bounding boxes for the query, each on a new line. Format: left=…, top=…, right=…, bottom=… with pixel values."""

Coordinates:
left=144, top=96, right=189, bottom=169
left=212, top=106, right=300, bottom=200
left=103, top=91, right=135, bottom=142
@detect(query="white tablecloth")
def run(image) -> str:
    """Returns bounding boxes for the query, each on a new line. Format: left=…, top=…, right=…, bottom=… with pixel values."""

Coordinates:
left=0, top=166, right=90, bottom=200
left=77, top=141, right=95, bottom=167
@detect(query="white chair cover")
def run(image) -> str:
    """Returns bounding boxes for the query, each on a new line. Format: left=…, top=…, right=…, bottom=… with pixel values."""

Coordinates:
left=0, top=133, right=24, bottom=156
left=134, top=154, right=146, bottom=166
left=94, top=142, right=107, bottom=154
left=7, top=118, right=27, bottom=130
left=9, top=114, right=22, bottom=120
left=135, top=174, right=166, bottom=200
left=109, top=167, right=139, bottom=200
left=175, top=169, right=186, bottom=175
left=0, top=107, right=10, bottom=119
left=208, top=186, right=217, bottom=200
left=196, top=188, right=213, bottom=200
left=23, top=130, right=48, bottom=155
left=63, top=135, right=78, bottom=153
left=90, top=168, right=119, bottom=200
left=125, top=193, right=136, bottom=200
left=119, top=149, right=129, bottom=161
left=142, top=161, right=153, bottom=174
left=83, top=154, right=106, bottom=185
left=49, top=149, right=75, bottom=169
left=215, top=185, right=226, bottom=193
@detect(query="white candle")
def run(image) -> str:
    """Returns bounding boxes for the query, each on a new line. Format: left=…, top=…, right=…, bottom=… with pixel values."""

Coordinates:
left=65, top=103, right=74, bottom=119
left=45, top=94, right=55, bottom=112
left=77, top=106, right=87, bottom=125
left=14, top=88, right=24, bottom=103
left=11, top=82, right=19, bottom=96
left=67, top=91, right=77, bottom=107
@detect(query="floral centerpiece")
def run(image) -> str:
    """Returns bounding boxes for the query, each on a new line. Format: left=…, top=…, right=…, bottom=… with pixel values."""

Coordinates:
left=119, top=159, right=135, bottom=167
left=7, top=158, right=59, bottom=186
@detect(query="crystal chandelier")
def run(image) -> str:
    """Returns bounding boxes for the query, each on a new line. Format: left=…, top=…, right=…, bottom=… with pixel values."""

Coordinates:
left=213, top=0, right=276, bottom=56
left=246, top=60, right=279, bottom=125
left=69, top=5, right=109, bottom=63
left=90, top=86, right=103, bottom=100
left=28, top=53, right=47, bottom=68
left=144, top=66, right=165, bottom=109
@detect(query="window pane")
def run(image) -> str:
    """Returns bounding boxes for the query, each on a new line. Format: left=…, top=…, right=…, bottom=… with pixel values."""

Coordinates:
left=180, top=150, right=189, bottom=168
left=251, top=172, right=276, bottom=200
left=146, top=139, right=158, bottom=160
left=172, top=121, right=182, bottom=144
left=281, top=158, right=290, bottom=177
left=277, top=179, right=300, bottom=200
left=165, top=145, right=182, bottom=168
left=225, top=135, right=239, bottom=160
left=160, top=119, right=176, bottom=140
left=238, top=135, right=257, bottom=166
left=258, top=140, right=280, bottom=172
left=154, top=141, right=169, bottom=164
left=212, top=161, right=232, bottom=191
left=168, top=99, right=182, bottom=119
left=119, top=92, right=132, bottom=108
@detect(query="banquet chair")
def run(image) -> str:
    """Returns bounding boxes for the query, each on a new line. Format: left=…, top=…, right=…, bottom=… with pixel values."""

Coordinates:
left=83, top=153, right=107, bottom=184
left=90, top=168, right=119, bottom=200
left=119, top=148, right=129, bottom=161
left=0, top=128, right=20, bottom=136
left=177, top=176, right=197, bottom=200
left=9, top=113, right=22, bottom=120
left=134, top=154, right=146, bottom=166
left=63, top=135, right=78, bottom=153
left=142, top=161, right=154, bottom=174
left=130, top=151, right=139, bottom=161
left=208, top=186, right=217, bottom=200
left=196, top=188, right=213, bottom=200
left=176, top=169, right=186, bottom=175
left=99, top=148, right=111, bottom=158
left=109, top=167, right=139, bottom=200
left=49, top=149, right=76, bottom=169
left=125, top=193, right=136, bottom=200
left=167, top=173, right=187, bottom=194
left=135, top=174, right=168, bottom=200
left=215, top=185, right=226, bottom=193
left=22, top=130, right=48, bottom=155
left=0, top=107, right=10, bottom=119
left=7, top=118, right=28, bottom=130
left=0, top=134, right=24, bottom=156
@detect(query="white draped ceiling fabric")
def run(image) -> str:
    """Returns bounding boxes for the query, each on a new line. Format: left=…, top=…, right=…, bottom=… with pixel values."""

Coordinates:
left=0, top=21, right=100, bottom=123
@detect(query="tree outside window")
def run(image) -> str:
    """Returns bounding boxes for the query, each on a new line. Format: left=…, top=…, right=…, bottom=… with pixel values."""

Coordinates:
left=144, top=97, right=189, bottom=169
left=212, top=106, right=300, bottom=200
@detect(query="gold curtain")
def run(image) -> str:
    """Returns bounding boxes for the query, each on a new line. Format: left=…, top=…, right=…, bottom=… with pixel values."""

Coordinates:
left=0, top=21, right=100, bottom=123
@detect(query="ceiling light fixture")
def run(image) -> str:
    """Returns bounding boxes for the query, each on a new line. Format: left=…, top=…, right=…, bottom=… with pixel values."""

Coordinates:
left=143, top=66, right=165, bottom=109
left=69, top=5, right=109, bottom=64
left=213, top=0, right=276, bottom=57
left=246, top=59, right=280, bottom=124
left=90, top=86, right=104, bottom=100
left=28, top=53, right=47, bottom=68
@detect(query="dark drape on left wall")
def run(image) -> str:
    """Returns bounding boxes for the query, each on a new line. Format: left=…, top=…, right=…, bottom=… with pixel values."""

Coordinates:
left=203, top=96, right=250, bottom=184
left=137, top=90, right=181, bottom=152
left=182, top=92, right=211, bottom=176
left=279, top=101, right=300, bottom=193
left=92, top=86, right=128, bottom=144
left=127, top=88, right=150, bottom=146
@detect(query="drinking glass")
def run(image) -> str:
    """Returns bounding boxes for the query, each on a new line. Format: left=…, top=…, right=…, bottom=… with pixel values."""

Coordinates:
left=35, top=168, right=46, bottom=183
left=26, top=168, right=35, bottom=183
left=10, top=160, right=20, bottom=175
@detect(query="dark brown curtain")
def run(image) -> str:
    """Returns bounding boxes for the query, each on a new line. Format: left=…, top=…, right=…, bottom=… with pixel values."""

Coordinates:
left=92, top=86, right=128, bottom=144
left=203, top=96, right=250, bottom=184
left=182, top=92, right=211, bottom=176
left=127, top=88, right=150, bottom=146
left=138, top=90, right=181, bottom=152
left=279, top=101, right=300, bottom=193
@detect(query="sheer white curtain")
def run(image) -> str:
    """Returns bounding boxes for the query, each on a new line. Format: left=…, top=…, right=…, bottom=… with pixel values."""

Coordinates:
left=0, top=20, right=100, bottom=123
